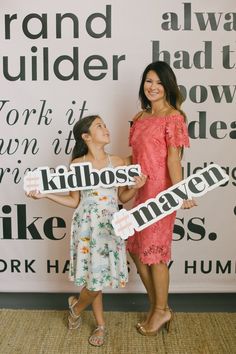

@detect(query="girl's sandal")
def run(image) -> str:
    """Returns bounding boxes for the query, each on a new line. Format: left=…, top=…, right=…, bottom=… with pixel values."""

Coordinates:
left=68, top=296, right=82, bottom=330
left=88, top=325, right=107, bottom=347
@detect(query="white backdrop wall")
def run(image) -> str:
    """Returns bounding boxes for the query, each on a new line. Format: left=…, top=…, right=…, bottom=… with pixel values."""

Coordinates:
left=0, top=0, right=235, bottom=293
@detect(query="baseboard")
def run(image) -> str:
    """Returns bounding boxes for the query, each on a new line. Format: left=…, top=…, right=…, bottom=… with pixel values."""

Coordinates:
left=0, top=293, right=235, bottom=312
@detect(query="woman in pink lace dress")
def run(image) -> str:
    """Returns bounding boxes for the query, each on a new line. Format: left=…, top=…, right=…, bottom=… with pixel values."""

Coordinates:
left=126, top=61, right=196, bottom=336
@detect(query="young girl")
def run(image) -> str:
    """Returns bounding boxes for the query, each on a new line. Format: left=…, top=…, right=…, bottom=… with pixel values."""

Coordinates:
left=27, top=115, right=146, bottom=347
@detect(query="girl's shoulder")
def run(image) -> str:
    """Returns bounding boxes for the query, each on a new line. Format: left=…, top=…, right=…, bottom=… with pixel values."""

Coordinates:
left=109, top=154, right=126, bottom=167
left=71, top=156, right=84, bottom=165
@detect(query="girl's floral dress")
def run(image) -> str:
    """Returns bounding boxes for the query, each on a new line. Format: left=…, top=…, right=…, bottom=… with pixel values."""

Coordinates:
left=69, top=159, right=128, bottom=291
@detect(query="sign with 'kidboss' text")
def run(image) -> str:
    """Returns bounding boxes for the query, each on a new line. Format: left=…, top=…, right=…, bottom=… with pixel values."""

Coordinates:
left=23, top=162, right=141, bottom=193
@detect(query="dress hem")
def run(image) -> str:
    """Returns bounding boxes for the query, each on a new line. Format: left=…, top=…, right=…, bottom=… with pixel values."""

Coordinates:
left=127, top=248, right=171, bottom=266
left=69, top=277, right=128, bottom=291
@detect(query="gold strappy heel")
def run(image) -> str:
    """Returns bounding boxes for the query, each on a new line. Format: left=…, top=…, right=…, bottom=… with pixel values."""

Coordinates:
left=138, top=307, right=173, bottom=336
left=136, top=306, right=172, bottom=330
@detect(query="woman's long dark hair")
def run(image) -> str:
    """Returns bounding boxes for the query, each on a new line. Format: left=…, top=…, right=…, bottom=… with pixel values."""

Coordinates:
left=139, top=61, right=186, bottom=121
left=72, top=115, right=99, bottom=160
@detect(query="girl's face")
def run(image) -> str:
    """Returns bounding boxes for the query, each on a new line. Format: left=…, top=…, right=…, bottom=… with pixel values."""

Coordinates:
left=144, top=70, right=166, bottom=105
left=88, top=117, right=110, bottom=145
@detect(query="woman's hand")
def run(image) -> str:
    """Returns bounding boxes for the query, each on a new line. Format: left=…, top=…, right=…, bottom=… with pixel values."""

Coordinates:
left=181, top=198, right=197, bottom=209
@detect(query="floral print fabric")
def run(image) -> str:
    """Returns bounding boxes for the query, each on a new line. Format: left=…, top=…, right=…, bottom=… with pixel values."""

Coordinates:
left=69, top=186, right=128, bottom=291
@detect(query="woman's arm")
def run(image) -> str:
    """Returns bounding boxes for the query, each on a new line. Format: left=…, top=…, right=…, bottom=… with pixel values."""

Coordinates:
left=124, top=111, right=143, bottom=166
left=167, top=146, right=183, bottom=185
left=167, top=146, right=197, bottom=209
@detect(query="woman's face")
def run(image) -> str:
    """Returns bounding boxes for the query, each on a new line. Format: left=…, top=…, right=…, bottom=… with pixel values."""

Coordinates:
left=88, top=117, right=110, bottom=145
left=143, top=70, right=166, bottom=105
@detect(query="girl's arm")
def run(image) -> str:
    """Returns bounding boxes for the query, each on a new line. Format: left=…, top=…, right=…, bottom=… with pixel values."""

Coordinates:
left=26, top=158, right=82, bottom=208
left=118, top=174, right=147, bottom=203
left=167, top=146, right=197, bottom=209
left=27, top=189, right=80, bottom=208
left=124, top=155, right=132, bottom=165
left=110, top=154, right=146, bottom=203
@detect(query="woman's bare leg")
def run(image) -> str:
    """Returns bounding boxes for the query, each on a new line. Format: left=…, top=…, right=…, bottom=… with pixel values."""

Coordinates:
left=141, top=262, right=171, bottom=332
left=129, top=252, right=155, bottom=324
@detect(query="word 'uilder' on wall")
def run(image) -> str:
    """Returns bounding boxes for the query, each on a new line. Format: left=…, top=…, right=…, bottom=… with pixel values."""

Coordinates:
left=1, top=5, right=126, bottom=81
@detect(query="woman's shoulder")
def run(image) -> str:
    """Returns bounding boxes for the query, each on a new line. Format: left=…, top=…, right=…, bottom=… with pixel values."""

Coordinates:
left=132, top=111, right=145, bottom=122
left=165, top=108, right=181, bottom=116
left=132, top=109, right=184, bottom=120
left=165, top=109, right=185, bottom=121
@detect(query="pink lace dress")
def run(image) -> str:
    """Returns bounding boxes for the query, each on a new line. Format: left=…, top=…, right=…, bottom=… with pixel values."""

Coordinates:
left=126, top=114, right=190, bottom=265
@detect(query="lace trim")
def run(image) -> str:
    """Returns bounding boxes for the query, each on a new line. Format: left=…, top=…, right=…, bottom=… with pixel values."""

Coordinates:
left=127, top=241, right=171, bottom=265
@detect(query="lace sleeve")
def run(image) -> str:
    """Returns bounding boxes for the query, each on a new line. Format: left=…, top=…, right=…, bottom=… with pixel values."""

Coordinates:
left=165, top=115, right=190, bottom=148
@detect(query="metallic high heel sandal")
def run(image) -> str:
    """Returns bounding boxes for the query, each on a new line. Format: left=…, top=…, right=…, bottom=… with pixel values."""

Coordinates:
left=138, top=307, right=173, bottom=336
left=136, top=306, right=172, bottom=330
left=68, top=296, right=82, bottom=330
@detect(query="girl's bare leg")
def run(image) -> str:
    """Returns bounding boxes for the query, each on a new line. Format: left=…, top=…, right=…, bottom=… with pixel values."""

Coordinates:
left=70, top=287, right=100, bottom=317
left=90, top=291, right=106, bottom=345
left=91, top=291, right=105, bottom=326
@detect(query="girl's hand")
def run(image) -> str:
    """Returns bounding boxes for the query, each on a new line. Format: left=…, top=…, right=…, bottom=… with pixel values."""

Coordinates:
left=131, top=174, right=147, bottom=189
left=26, top=189, right=79, bottom=208
left=26, top=190, right=45, bottom=200
left=181, top=198, right=197, bottom=209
